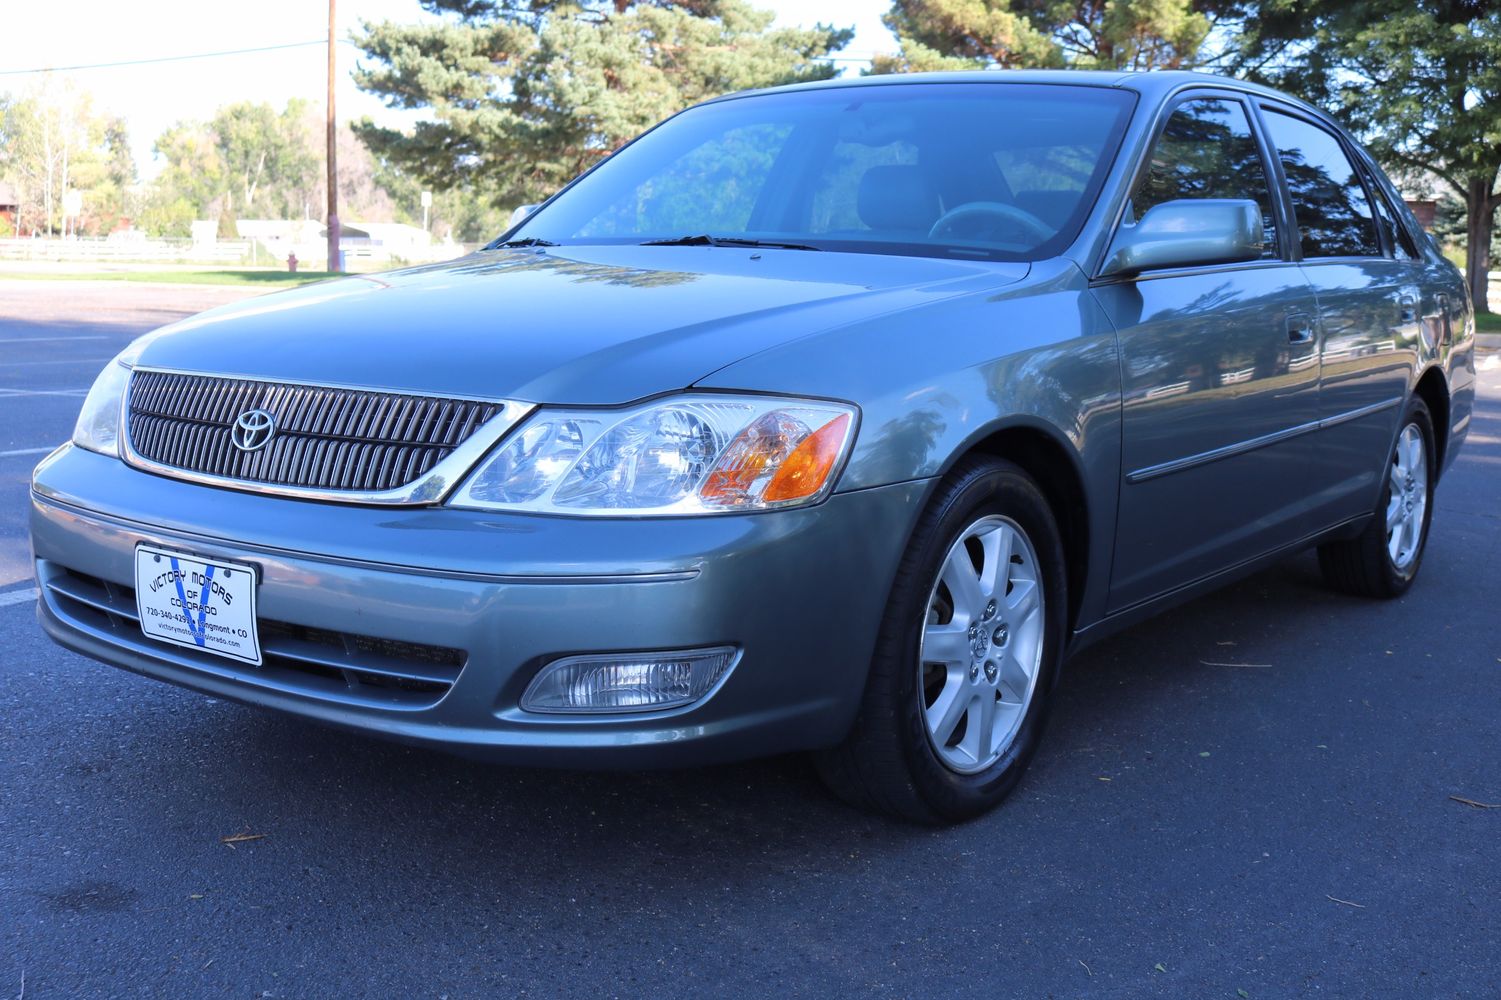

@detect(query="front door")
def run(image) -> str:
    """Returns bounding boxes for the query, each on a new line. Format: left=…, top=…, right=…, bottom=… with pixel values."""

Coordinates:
left=1094, top=93, right=1322, bottom=612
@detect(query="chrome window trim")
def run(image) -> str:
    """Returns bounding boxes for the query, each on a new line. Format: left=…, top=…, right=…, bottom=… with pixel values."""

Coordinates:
left=119, top=367, right=534, bottom=506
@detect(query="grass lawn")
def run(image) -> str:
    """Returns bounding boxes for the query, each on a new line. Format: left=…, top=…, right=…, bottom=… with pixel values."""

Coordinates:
left=1476, top=311, right=1501, bottom=334
left=0, top=269, right=339, bottom=288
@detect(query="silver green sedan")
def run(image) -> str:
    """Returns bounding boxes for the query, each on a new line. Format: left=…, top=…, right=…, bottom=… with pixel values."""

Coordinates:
left=31, top=70, right=1477, bottom=823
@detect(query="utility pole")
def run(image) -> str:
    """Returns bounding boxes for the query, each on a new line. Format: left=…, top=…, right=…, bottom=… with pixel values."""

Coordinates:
left=326, top=0, right=341, bottom=273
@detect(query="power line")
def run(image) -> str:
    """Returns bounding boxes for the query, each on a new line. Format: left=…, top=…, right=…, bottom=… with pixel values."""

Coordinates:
left=0, top=39, right=361, bottom=77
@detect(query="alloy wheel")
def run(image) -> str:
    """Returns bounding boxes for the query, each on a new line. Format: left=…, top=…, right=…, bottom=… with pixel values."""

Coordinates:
left=917, top=514, right=1046, bottom=774
left=1386, top=423, right=1428, bottom=570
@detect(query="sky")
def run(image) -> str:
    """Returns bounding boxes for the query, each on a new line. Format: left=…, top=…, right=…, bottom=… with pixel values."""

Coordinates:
left=0, top=0, right=898, bottom=180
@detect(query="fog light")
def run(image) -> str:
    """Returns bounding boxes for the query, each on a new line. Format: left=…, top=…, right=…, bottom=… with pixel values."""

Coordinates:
left=521, top=646, right=738, bottom=714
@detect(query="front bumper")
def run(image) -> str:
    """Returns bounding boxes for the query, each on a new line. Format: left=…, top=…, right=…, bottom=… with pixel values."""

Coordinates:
left=30, top=445, right=926, bottom=767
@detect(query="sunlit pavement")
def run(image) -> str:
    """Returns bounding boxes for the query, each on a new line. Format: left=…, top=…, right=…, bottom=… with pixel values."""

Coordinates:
left=2, top=282, right=1498, bottom=997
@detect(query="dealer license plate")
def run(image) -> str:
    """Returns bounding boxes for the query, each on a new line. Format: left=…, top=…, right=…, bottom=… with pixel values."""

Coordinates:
left=134, top=545, right=261, bottom=666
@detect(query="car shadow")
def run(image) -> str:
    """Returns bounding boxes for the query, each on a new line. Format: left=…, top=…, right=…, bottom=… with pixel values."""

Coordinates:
left=96, top=548, right=1355, bottom=882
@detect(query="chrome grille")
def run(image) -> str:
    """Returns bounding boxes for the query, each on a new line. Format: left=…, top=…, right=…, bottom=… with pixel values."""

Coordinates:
left=126, top=370, right=504, bottom=495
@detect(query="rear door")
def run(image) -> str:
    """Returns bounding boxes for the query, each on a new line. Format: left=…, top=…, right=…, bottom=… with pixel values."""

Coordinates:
left=1257, top=105, right=1418, bottom=524
left=1093, top=91, right=1323, bottom=611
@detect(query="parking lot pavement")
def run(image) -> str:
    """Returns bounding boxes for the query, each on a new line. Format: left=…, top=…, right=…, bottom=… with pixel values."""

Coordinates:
left=2, top=282, right=1499, bottom=998
left=0, top=282, right=260, bottom=591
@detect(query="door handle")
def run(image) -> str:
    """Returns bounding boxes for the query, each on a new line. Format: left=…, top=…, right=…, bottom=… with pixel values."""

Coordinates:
left=1399, top=294, right=1418, bottom=323
left=1286, top=314, right=1315, bottom=345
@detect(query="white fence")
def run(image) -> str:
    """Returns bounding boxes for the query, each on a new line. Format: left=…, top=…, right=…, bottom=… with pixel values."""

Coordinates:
left=0, top=237, right=255, bottom=265
left=0, top=236, right=477, bottom=271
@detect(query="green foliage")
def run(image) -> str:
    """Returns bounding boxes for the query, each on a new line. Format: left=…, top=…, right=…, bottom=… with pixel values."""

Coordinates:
left=1238, top=1, right=1501, bottom=191
left=872, top=0, right=1235, bottom=74
left=352, top=0, right=853, bottom=213
left=144, top=101, right=320, bottom=233
left=1236, top=0, right=1501, bottom=308
left=0, top=80, right=126, bottom=235
left=213, top=101, right=319, bottom=218
left=143, top=121, right=225, bottom=236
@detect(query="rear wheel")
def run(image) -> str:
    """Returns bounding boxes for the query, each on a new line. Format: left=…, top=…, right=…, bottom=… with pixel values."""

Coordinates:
left=815, top=456, right=1067, bottom=824
left=1318, top=397, right=1435, bottom=598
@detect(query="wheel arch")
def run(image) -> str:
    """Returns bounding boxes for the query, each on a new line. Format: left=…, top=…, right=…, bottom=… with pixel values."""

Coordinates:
left=940, top=419, right=1093, bottom=634
left=1413, top=364, right=1450, bottom=478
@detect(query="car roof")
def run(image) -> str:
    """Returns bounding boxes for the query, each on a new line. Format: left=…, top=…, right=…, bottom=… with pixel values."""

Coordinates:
left=704, top=69, right=1320, bottom=119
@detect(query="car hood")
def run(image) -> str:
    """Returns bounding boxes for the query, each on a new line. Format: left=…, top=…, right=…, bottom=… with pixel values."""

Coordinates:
left=133, top=246, right=1030, bottom=404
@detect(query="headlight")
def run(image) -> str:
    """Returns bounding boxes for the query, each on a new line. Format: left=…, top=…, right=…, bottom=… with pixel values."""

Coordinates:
left=449, top=394, right=857, bottom=515
left=72, top=355, right=133, bottom=457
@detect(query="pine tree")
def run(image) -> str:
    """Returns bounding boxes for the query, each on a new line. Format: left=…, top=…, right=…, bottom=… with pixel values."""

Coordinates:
left=871, top=0, right=1231, bottom=74
left=1238, top=0, right=1501, bottom=312
left=352, top=0, right=852, bottom=211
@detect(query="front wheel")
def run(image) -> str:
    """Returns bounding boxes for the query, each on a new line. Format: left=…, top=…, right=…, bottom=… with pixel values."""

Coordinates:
left=815, top=457, right=1068, bottom=824
left=1318, top=397, right=1435, bottom=598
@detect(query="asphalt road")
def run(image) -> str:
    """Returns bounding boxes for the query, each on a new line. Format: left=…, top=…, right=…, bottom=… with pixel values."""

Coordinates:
left=2, top=281, right=1499, bottom=999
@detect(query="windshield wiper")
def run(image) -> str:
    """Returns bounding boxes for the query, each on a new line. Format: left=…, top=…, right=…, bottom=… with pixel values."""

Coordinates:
left=492, top=237, right=558, bottom=248
left=640, top=234, right=821, bottom=251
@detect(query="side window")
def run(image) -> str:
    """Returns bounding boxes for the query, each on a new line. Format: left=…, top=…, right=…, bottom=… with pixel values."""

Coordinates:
left=1128, top=97, right=1279, bottom=258
left=1360, top=162, right=1419, bottom=260
left=1261, top=110, right=1382, bottom=258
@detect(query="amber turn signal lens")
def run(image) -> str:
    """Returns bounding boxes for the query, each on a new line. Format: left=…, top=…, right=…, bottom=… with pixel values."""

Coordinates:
left=698, top=412, right=787, bottom=503
left=763, top=413, right=851, bottom=503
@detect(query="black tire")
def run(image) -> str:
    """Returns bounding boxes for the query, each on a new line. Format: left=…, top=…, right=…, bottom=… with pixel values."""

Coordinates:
left=815, top=456, right=1068, bottom=824
left=1317, top=397, right=1436, bottom=599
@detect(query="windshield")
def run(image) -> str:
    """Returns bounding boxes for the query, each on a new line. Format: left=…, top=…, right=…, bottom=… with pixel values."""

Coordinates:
left=504, top=82, right=1136, bottom=262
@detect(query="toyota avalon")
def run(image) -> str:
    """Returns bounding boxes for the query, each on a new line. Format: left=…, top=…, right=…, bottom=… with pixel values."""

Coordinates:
left=30, top=71, right=1476, bottom=822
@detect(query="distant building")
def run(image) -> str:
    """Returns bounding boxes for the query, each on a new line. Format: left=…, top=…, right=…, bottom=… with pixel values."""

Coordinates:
left=337, top=221, right=433, bottom=259
left=228, top=217, right=460, bottom=270
left=0, top=182, right=19, bottom=233
left=235, top=219, right=325, bottom=246
left=1404, top=200, right=1437, bottom=232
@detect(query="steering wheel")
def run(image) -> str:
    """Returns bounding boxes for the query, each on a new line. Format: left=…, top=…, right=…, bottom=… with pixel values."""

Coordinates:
left=928, top=202, right=1054, bottom=245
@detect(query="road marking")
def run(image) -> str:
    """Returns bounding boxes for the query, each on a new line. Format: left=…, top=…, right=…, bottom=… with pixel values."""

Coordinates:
left=0, top=588, right=38, bottom=609
left=0, top=335, right=110, bottom=344
left=0, top=388, right=87, bottom=398
left=0, top=446, right=56, bottom=459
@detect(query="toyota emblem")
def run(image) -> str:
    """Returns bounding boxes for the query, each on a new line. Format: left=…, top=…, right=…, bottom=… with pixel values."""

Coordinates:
left=231, top=408, right=277, bottom=453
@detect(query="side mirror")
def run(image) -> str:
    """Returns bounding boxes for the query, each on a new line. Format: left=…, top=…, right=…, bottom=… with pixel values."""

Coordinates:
left=1101, top=198, right=1264, bottom=277
left=507, top=204, right=540, bottom=229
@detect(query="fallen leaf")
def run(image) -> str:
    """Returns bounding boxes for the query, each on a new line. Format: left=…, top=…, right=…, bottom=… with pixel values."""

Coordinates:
left=1326, top=894, right=1364, bottom=908
left=1238, top=990, right=1250, bottom=998
left=220, top=831, right=268, bottom=848
left=1199, top=751, right=1211, bottom=758
left=1154, top=962, right=1167, bottom=973
left=1450, top=795, right=1501, bottom=809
